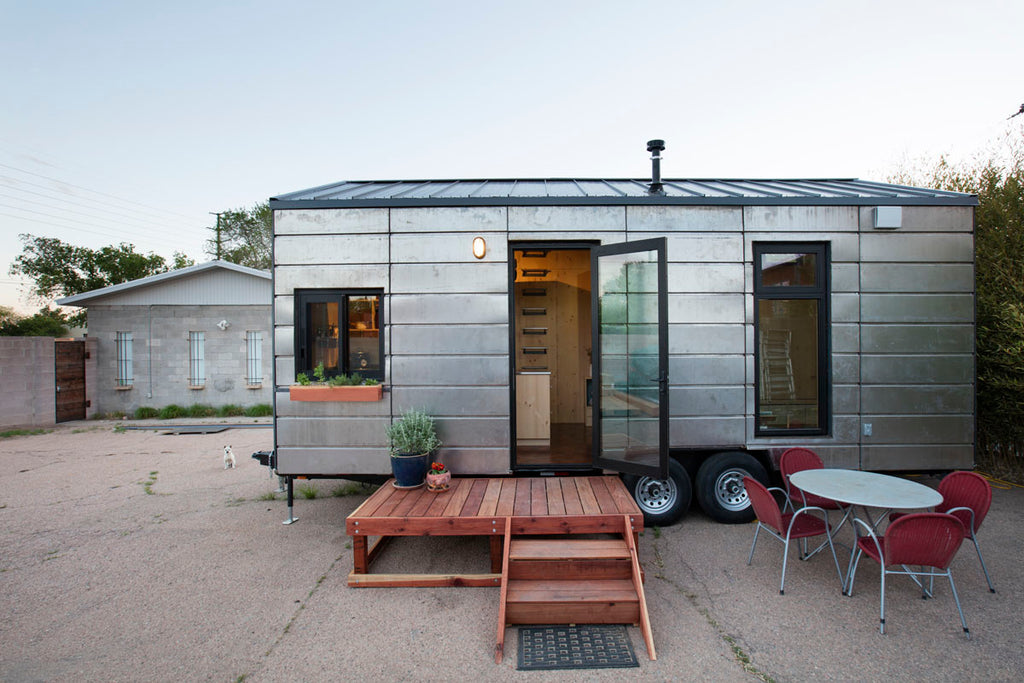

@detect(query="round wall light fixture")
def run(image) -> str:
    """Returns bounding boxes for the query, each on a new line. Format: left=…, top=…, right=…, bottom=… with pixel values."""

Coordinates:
left=472, top=236, right=487, bottom=259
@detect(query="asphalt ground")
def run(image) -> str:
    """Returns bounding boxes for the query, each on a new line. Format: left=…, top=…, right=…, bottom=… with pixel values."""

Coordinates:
left=1, top=422, right=1022, bottom=682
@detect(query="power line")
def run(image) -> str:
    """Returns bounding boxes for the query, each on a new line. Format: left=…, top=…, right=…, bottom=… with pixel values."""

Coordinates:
left=0, top=174, right=209, bottom=238
left=0, top=161, right=198, bottom=221
left=0, top=210, right=198, bottom=252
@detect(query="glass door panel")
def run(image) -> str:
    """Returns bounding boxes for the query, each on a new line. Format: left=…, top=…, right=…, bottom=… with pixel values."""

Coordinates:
left=591, top=238, right=668, bottom=479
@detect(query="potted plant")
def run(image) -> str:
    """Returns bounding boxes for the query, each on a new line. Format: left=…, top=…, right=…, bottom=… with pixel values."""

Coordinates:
left=385, top=408, right=442, bottom=488
left=425, top=461, right=451, bottom=492
left=289, top=363, right=383, bottom=402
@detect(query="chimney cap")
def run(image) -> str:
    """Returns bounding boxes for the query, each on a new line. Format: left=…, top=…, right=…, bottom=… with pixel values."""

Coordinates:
left=647, top=139, right=665, bottom=153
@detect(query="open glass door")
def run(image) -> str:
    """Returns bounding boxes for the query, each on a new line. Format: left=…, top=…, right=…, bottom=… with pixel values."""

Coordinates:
left=591, top=237, right=668, bottom=479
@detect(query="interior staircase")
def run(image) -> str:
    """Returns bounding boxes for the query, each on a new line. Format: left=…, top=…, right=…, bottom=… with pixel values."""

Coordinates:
left=495, top=515, right=655, bottom=663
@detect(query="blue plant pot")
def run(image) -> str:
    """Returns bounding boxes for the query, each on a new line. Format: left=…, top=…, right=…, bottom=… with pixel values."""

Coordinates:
left=391, top=452, right=429, bottom=488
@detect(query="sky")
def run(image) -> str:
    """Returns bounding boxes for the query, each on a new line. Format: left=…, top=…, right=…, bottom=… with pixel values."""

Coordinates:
left=2, top=0, right=1022, bottom=314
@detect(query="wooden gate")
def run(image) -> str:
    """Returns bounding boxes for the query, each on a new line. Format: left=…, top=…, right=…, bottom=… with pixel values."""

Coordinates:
left=55, top=340, right=86, bottom=422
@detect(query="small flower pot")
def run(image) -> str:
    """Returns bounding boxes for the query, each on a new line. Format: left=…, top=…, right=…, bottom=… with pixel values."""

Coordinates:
left=426, top=470, right=451, bottom=492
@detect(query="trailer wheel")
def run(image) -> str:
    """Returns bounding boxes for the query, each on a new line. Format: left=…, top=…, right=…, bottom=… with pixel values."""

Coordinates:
left=695, top=451, right=768, bottom=524
left=623, top=459, right=692, bottom=527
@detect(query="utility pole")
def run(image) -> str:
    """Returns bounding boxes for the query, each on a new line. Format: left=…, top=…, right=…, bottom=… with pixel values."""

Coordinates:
left=209, top=212, right=223, bottom=260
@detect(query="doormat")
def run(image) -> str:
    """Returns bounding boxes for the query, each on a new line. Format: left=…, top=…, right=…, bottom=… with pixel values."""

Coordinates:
left=517, top=625, right=639, bottom=671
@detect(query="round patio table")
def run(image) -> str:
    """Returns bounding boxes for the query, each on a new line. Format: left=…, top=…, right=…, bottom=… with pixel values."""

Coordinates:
left=788, top=469, right=943, bottom=592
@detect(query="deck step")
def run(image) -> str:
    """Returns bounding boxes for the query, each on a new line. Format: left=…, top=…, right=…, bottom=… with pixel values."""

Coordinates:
left=504, top=578, right=640, bottom=625
left=507, top=538, right=632, bottom=581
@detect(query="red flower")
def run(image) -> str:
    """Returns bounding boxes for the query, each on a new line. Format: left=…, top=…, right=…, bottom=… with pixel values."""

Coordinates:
left=429, top=462, right=447, bottom=474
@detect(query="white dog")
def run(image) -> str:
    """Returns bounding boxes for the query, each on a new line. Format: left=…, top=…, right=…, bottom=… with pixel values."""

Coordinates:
left=223, top=445, right=236, bottom=469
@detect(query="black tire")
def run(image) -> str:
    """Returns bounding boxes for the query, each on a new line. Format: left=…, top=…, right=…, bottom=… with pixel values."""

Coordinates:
left=695, top=451, right=768, bottom=524
left=623, top=459, right=692, bottom=527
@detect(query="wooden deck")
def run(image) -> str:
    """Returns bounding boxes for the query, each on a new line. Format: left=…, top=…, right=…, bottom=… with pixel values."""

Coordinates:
left=345, top=475, right=643, bottom=587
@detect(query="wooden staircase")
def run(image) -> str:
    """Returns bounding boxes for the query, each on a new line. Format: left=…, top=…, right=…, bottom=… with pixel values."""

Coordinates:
left=495, top=515, right=655, bottom=663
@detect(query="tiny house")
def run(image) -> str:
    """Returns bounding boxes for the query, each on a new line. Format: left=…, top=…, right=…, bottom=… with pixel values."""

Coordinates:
left=269, top=154, right=977, bottom=524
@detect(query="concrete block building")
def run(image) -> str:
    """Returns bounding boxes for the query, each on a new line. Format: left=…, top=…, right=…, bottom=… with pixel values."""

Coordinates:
left=58, top=261, right=272, bottom=415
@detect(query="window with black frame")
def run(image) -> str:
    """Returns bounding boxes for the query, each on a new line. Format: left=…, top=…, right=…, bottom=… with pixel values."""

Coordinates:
left=294, top=289, right=383, bottom=380
left=753, top=243, right=829, bottom=435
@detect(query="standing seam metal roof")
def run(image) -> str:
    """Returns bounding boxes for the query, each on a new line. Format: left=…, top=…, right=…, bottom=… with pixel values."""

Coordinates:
left=269, top=178, right=977, bottom=207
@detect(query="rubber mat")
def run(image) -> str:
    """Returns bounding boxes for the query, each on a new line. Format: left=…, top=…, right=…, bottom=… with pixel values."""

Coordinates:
left=517, top=625, right=639, bottom=671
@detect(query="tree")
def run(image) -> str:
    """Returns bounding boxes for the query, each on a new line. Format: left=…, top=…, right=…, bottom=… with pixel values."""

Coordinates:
left=206, top=202, right=271, bottom=270
left=0, top=306, right=69, bottom=337
left=9, top=235, right=194, bottom=326
left=892, top=127, right=1024, bottom=473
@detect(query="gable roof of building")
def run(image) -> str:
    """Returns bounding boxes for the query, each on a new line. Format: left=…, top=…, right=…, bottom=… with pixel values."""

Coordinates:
left=56, top=260, right=270, bottom=307
left=270, top=178, right=977, bottom=208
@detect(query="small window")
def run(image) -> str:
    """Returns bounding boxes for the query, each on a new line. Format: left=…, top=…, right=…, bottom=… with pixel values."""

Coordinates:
left=115, top=331, right=133, bottom=387
left=246, top=331, right=263, bottom=386
left=754, top=243, right=830, bottom=435
left=188, top=331, right=205, bottom=387
left=295, top=289, right=383, bottom=380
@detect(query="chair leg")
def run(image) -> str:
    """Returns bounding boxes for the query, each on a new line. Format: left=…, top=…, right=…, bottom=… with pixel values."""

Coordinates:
left=747, top=524, right=761, bottom=566
left=947, top=570, right=970, bottom=639
left=780, top=538, right=791, bottom=595
left=879, top=566, right=887, bottom=634
left=844, top=546, right=863, bottom=597
left=971, top=535, right=995, bottom=593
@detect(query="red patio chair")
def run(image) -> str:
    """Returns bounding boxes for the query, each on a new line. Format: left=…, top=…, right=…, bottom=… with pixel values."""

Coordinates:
left=744, top=476, right=844, bottom=595
left=891, top=470, right=995, bottom=592
left=778, top=448, right=851, bottom=556
left=846, top=513, right=970, bottom=638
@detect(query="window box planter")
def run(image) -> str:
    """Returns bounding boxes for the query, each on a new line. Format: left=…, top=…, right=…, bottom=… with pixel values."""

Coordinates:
left=289, top=384, right=384, bottom=402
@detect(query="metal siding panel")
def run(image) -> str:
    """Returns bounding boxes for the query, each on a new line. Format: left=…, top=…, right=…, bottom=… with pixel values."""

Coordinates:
left=863, top=415, right=973, bottom=444
left=275, top=447, right=391, bottom=475
left=861, top=355, right=974, bottom=384
left=833, top=384, right=860, bottom=413
left=670, top=386, right=745, bottom=416
left=670, top=416, right=746, bottom=446
left=440, top=448, right=510, bottom=475
left=833, top=323, right=859, bottom=353
left=833, top=353, right=860, bottom=384
left=274, top=208, right=389, bottom=235
left=508, top=231, right=627, bottom=242
left=274, top=264, right=389, bottom=294
left=861, top=385, right=973, bottom=414
left=860, top=263, right=974, bottom=292
left=391, top=386, right=509, bottom=416
left=508, top=205, right=625, bottom=230
left=653, top=233, right=744, bottom=262
left=745, top=233, right=860, bottom=262
left=627, top=205, right=743, bottom=231
left=274, top=234, right=388, bottom=265
left=277, top=416, right=390, bottom=447
left=274, top=296, right=293, bottom=325
left=391, top=355, right=508, bottom=386
left=832, top=293, right=860, bottom=323
left=391, top=206, right=506, bottom=232
left=668, top=263, right=743, bottom=293
left=87, top=270, right=271, bottom=306
left=392, top=324, right=509, bottom=355
left=861, top=294, right=973, bottom=323
left=391, top=232, right=508, bottom=263
left=832, top=263, right=859, bottom=292
left=390, top=263, right=508, bottom=294
left=668, top=294, right=744, bottom=323
left=744, top=206, right=859, bottom=230
left=862, top=324, right=974, bottom=353
left=858, top=206, right=973, bottom=232
left=861, top=445, right=973, bottom=470
left=390, top=294, right=508, bottom=325
left=274, top=327, right=293, bottom=356
left=275, top=357, right=295, bottom=386
left=434, top=417, right=509, bottom=448
left=861, top=233, right=973, bottom=262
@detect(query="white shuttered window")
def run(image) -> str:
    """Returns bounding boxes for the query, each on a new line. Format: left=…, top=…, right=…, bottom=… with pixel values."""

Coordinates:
left=188, top=331, right=205, bottom=386
left=246, top=331, right=262, bottom=385
left=115, top=332, right=133, bottom=386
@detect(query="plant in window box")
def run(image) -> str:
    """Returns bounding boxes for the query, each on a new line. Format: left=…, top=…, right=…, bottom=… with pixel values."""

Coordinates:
left=288, top=363, right=384, bottom=402
left=385, top=408, right=442, bottom=489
